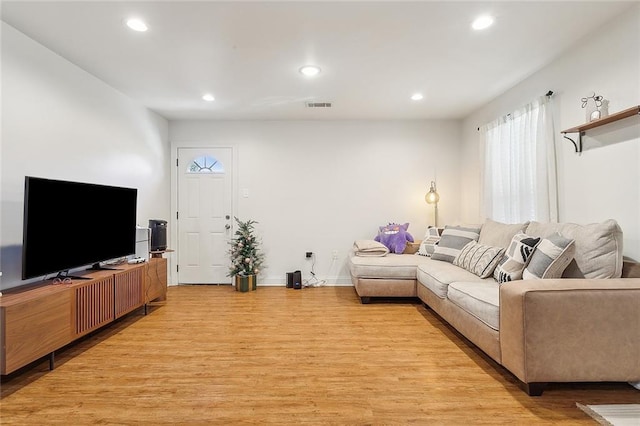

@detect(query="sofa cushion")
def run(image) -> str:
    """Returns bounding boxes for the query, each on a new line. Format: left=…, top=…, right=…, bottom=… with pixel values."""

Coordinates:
left=493, top=233, right=541, bottom=283
left=453, top=240, right=505, bottom=278
left=478, top=219, right=530, bottom=249
left=447, top=281, right=500, bottom=331
left=417, top=227, right=442, bottom=256
left=523, top=233, right=575, bottom=279
left=431, top=225, right=481, bottom=263
left=525, top=219, right=623, bottom=279
left=417, top=259, right=485, bottom=299
left=349, top=253, right=431, bottom=280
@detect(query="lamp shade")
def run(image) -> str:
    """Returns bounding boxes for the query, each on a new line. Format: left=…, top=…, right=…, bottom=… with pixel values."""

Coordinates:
left=425, top=181, right=439, bottom=204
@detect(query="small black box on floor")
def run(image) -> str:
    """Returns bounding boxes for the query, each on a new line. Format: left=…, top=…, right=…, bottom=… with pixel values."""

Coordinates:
left=286, top=272, right=294, bottom=288
left=293, top=270, right=302, bottom=289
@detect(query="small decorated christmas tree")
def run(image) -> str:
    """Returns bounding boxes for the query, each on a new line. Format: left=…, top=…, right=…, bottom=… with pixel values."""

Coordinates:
left=228, top=217, right=264, bottom=278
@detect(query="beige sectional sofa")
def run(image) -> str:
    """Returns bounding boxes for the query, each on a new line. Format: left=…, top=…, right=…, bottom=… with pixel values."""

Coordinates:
left=349, top=219, right=640, bottom=395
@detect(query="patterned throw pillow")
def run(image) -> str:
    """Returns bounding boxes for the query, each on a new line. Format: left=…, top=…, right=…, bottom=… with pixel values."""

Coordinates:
left=493, top=233, right=541, bottom=283
left=417, top=227, right=443, bottom=257
left=431, top=225, right=481, bottom=263
left=523, top=233, right=575, bottom=279
left=453, top=240, right=505, bottom=278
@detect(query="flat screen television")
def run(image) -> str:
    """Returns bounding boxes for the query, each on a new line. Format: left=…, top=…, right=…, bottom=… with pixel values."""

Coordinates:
left=22, top=176, right=138, bottom=280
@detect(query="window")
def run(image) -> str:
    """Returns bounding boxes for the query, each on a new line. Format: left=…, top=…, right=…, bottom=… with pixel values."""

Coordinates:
left=187, top=155, right=224, bottom=174
left=480, top=96, right=558, bottom=223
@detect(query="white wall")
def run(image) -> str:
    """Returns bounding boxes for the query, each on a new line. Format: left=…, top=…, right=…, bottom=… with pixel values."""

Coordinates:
left=0, top=23, right=171, bottom=290
left=170, top=120, right=461, bottom=285
left=461, top=5, right=640, bottom=261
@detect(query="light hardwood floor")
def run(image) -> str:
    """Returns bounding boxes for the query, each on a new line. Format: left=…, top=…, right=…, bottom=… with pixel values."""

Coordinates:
left=1, top=286, right=638, bottom=424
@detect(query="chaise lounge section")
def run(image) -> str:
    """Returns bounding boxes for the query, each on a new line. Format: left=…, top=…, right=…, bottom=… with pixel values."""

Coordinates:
left=349, top=253, right=429, bottom=303
left=349, top=219, right=640, bottom=395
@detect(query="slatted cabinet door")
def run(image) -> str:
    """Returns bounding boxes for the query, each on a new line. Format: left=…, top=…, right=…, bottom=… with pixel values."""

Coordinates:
left=73, top=276, right=115, bottom=338
left=115, top=267, right=143, bottom=318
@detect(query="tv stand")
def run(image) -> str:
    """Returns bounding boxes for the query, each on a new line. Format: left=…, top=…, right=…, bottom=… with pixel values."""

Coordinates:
left=0, top=261, right=167, bottom=376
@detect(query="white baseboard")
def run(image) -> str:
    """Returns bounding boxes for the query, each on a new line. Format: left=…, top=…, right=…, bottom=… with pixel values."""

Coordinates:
left=170, top=276, right=354, bottom=287
left=259, top=275, right=353, bottom=286
left=169, top=282, right=354, bottom=287
left=256, top=282, right=354, bottom=287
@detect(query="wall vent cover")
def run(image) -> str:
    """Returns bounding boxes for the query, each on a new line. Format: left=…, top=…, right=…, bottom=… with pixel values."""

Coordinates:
left=305, top=102, right=332, bottom=108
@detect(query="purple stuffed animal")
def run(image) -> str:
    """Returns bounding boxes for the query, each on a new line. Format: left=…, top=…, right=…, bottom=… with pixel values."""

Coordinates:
left=374, top=223, right=414, bottom=254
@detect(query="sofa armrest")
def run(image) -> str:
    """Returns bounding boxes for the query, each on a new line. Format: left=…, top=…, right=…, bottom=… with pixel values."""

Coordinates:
left=499, top=278, right=640, bottom=384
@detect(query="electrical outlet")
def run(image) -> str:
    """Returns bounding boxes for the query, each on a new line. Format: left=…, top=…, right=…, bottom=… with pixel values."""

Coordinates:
left=332, top=250, right=338, bottom=259
left=306, top=252, right=313, bottom=259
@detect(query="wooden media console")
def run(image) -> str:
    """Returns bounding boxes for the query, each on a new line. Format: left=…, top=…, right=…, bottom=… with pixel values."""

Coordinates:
left=0, top=259, right=167, bottom=376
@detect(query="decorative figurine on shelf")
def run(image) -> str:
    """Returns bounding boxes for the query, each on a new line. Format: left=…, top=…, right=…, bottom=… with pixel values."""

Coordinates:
left=581, top=92, right=609, bottom=122
left=228, top=217, right=264, bottom=292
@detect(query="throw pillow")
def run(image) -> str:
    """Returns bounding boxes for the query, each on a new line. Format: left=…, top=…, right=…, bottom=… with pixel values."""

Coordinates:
left=431, top=225, right=481, bottom=263
left=453, top=240, right=505, bottom=278
left=523, top=233, right=576, bottom=279
left=417, top=227, right=442, bottom=257
left=493, top=233, right=541, bottom=283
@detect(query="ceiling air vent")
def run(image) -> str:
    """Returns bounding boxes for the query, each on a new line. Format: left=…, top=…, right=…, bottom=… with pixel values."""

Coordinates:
left=305, top=102, right=332, bottom=108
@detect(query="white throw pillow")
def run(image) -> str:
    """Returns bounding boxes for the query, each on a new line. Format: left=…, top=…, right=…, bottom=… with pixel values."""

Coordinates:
left=523, top=233, right=575, bottom=279
left=431, top=225, right=481, bottom=263
left=417, top=227, right=442, bottom=257
left=453, top=240, right=505, bottom=278
left=493, top=233, right=541, bottom=283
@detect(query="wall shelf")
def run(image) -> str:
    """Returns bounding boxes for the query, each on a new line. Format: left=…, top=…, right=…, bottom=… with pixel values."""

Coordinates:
left=561, top=105, right=640, bottom=153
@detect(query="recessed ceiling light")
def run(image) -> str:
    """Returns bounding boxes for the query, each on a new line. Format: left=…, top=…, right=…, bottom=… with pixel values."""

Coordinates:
left=299, top=65, right=321, bottom=77
left=411, top=93, right=424, bottom=101
left=202, top=94, right=215, bottom=102
left=472, top=15, right=494, bottom=30
left=126, top=18, right=148, bottom=32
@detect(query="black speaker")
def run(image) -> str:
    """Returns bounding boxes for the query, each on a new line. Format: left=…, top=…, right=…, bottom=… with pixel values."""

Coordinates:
left=286, top=272, right=294, bottom=288
left=293, top=270, right=302, bottom=289
left=149, top=219, right=167, bottom=251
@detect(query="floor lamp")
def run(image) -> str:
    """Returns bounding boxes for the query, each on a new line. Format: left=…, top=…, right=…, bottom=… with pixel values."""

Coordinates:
left=425, top=181, right=440, bottom=227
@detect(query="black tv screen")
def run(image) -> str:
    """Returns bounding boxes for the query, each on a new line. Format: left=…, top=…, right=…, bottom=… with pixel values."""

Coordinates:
left=22, top=176, right=138, bottom=279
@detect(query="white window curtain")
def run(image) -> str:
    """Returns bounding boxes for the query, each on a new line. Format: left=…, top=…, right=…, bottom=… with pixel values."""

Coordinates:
left=480, top=96, right=558, bottom=223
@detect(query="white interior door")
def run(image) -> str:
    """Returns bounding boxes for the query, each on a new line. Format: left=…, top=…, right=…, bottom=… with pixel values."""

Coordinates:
left=177, top=147, right=233, bottom=284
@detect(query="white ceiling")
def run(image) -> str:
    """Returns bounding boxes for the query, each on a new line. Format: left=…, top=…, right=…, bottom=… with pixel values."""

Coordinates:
left=1, top=1, right=634, bottom=121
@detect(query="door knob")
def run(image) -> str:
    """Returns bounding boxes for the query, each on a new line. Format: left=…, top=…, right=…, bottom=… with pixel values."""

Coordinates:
left=225, top=224, right=231, bottom=230
left=225, top=215, right=230, bottom=220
